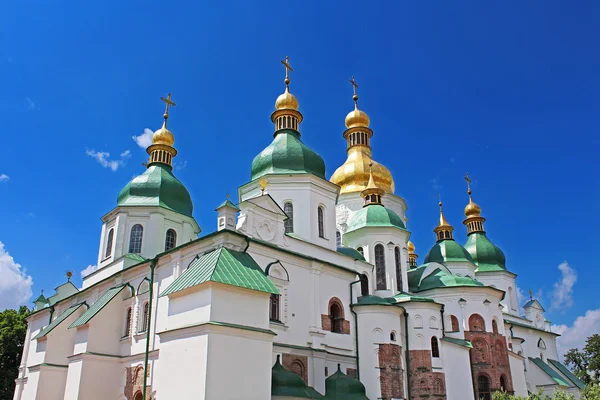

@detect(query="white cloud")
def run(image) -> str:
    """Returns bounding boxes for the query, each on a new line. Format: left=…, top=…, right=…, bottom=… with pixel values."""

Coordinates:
left=551, top=262, right=577, bottom=310
left=80, top=264, right=98, bottom=278
left=132, top=128, right=154, bottom=149
left=0, top=174, right=9, bottom=183
left=516, top=286, right=543, bottom=309
left=174, top=160, right=187, bottom=171
left=26, top=97, right=36, bottom=110
left=0, top=242, right=33, bottom=310
left=553, top=309, right=600, bottom=358
left=86, top=149, right=131, bottom=171
left=516, top=286, right=526, bottom=307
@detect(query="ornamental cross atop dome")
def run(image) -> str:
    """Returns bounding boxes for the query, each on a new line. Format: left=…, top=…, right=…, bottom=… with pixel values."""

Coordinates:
left=350, top=76, right=359, bottom=105
left=280, top=56, right=293, bottom=86
left=464, top=172, right=473, bottom=196
left=160, top=93, right=176, bottom=119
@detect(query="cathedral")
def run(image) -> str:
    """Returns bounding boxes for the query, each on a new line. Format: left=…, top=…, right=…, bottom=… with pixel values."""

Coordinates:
left=13, top=58, right=584, bottom=400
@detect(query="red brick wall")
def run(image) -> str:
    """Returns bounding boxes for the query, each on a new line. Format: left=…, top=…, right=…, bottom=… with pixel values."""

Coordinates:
left=408, top=350, right=447, bottom=399
left=321, top=314, right=351, bottom=334
left=347, top=368, right=357, bottom=379
left=282, top=353, right=309, bottom=385
left=124, top=365, right=151, bottom=400
left=465, top=330, right=514, bottom=394
left=378, top=344, right=405, bottom=400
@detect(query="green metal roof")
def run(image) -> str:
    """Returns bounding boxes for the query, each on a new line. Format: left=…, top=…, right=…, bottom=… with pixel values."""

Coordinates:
left=407, top=264, right=484, bottom=292
left=271, top=355, right=314, bottom=398
left=504, top=319, right=559, bottom=336
left=117, top=164, right=194, bottom=217
left=464, top=232, right=507, bottom=272
left=529, top=357, right=570, bottom=387
left=423, top=239, right=474, bottom=264
left=336, top=247, right=366, bottom=261
left=442, top=336, right=473, bottom=349
left=548, top=359, right=586, bottom=389
left=215, top=199, right=240, bottom=211
left=390, top=292, right=436, bottom=303
left=125, top=253, right=147, bottom=262
left=251, top=129, right=326, bottom=180
left=34, top=303, right=87, bottom=339
left=306, top=386, right=324, bottom=399
left=160, top=247, right=279, bottom=297
left=70, top=285, right=129, bottom=328
left=523, top=299, right=546, bottom=311
left=346, top=205, right=406, bottom=234
left=322, top=364, right=369, bottom=400
left=355, top=295, right=396, bottom=306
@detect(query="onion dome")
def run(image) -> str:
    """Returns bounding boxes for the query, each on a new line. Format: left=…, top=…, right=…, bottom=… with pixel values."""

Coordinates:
left=424, top=199, right=473, bottom=264
left=336, top=246, right=366, bottom=261
left=146, top=93, right=178, bottom=167
left=408, top=241, right=418, bottom=268
left=330, top=77, right=395, bottom=194
left=251, top=57, right=326, bottom=181
left=322, top=364, right=369, bottom=400
left=271, top=355, right=314, bottom=399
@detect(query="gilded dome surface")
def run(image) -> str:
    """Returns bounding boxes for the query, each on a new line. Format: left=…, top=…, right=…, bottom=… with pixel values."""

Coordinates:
left=464, top=199, right=482, bottom=218
left=330, top=148, right=395, bottom=194
left=345, top=106, right=370, bottom=128
left=152, top=124, right=175, bottom=146
left=275, top=88, right=299, bottom=111
left=408, top=241, right=415, bottom=252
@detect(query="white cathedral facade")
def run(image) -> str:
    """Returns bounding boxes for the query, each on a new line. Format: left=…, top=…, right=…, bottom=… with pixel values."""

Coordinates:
left=13, top=63, right=584, bottom=400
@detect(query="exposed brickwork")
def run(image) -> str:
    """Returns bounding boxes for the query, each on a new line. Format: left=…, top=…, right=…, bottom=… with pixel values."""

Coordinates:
left=321, top=297, right=351, bottom=334
left=124, top=365, right=151, bottom=400
left=378, top=344, right=404, bottom=400
left=465, top=330, right=514, bottom=395
left=408, top=350, right=447, bottom=399
left=321, top=314, right=351, bottom=334
left=282, top=353, right=308, bottom=385
left=346, top=368, right=357, bottom=379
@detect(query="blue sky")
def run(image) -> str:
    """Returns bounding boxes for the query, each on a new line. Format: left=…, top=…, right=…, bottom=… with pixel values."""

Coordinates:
left=0, top=1, right=598, bottom=354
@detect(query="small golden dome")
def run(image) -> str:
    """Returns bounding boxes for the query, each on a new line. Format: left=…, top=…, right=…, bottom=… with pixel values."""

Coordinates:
left=345, top=105, right=370, bottom=129
left=408, top=241, right=415, bottom=253
left=330, top=149, right=395, bottom=194
left=152, top=122, right=175, bottom=146
left=464, top=199, right=481, bottom=218
left=275, top=88, right=299, bottom=111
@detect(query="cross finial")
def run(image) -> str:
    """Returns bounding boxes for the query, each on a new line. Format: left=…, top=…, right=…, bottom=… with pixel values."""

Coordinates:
left=280, top=56, right=293, bottom=88
left=350, top=76, right=359, bottom=105
left=438, top=193, right=442, bottom=208
left=226, top=193, right=230, bottom=199
left=464, top=172, right=473, bottom=198
left=259, top=179, right=268, bottom=195
left=41, top=289, right=44, bottom=295
left=160, top=93, right=177, bottom=122
left=66, top=271, right=73, bottom=281
left=529, top=289, right=533, bottom=301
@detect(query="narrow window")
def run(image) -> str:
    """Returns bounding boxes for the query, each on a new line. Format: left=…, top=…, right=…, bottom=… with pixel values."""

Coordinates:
left=356, top=247, right=364, bottom=256
left=284, top=202, right=294, bottom=233
left=431, top=336, right=440, bottom=358
left=139, top=302, right=149, bottom=333
left=164, top=228, right=177, bottom=251
left=477, top=375, right=491, bottom=400
left=336, top=231, right=341, bottom=247
left=390, top=331, right=396, bottom=341
left=374, top=244, right=387, bottom=290
left=269, top=294, right=280, bottom=322
left=129, top=224, right=143, bottom=254
left=124, top=307, right=133, bottom=337
left=105, top=228, right=114, bottom=258
left=360, top=274, right=369, bottom=297
left=492, top=320, right=498, bottom=334
left=450, top=315, right=460, bottom=332
left=500, top=375, right=507, bottom=391
left=394, top=247, right=402, bottom=291
left=318, top=207, right=325, bottom=238
left=330, top=302, right=343, bottom=333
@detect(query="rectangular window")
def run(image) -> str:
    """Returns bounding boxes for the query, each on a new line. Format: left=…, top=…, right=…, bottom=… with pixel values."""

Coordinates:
left=270, top=294, right=280, bottom=322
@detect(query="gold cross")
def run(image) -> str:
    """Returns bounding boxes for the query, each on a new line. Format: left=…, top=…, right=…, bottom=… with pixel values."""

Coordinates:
left=280, top=56, right=293, bottom=86
left=350, top=76, right=359, bottom=104
left=160, top=93, right=176, bottom=119
left=464, top=172, right=473, bottom=197
left=529, top=289, right=533, bottom=301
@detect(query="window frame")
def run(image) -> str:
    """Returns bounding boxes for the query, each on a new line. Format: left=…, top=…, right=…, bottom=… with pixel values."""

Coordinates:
left=105, top=227, right=114, bottom=258
left=317, top=206, right=325, bottom=238
left=164, top=228, right=177, bottom=251
left=124, top=306, right=133, bottom=337
left=394, top=246, right=402, bottom=291
left=431, top=336, right=440, bottom=358
left=128, top=224, right=144, bottom=254
left=374, top=244, right=387, bottom=290
left=284, top=202, right=294, bottom=234
left=269, top=294, right=281, bottom=322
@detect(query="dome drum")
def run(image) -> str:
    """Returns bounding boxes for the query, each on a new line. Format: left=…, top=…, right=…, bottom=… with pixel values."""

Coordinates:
left=343, top=126, right=373, bottom=149
left=147, top=143, right=177, bottom=167
left=271, top=108, right=303, bottom=133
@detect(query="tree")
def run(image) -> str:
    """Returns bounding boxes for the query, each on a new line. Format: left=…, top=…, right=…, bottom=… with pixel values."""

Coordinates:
left=0, top=306, right=29, bottom=400
left=565, top=334, right=600, bottom=386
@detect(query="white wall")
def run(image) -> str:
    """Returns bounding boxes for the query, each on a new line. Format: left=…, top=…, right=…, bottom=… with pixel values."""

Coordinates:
left=442, top=342, right=474, bottom=400
left=509, top=353, right=528, bottom=397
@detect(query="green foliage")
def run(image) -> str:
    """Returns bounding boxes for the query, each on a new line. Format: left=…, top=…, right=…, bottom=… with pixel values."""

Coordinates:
left=565, top=334, right=600, bottom=385
left=491, top=387, right=600, bottom=400
left=582, top=384, right=600, bottom=400
left=0, top=306, right=29, bottom=400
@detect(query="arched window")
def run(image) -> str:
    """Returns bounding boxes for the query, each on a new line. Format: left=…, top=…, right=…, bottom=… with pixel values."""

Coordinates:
left=477, top=375, right=491, bottom=400
left=390, top=331, right=396, bottom=341
left=129, top=224, right=143, bottom=254
left=538, top=338, right=547, bottom=349
left=450, top=315, right=460, bottom=332
left=330, top=302, right=343, bottom=333
left=164, top=229, right=177, bottom=251
left=336, top=231, right=341, bottom=247
left=105, top=228, right=114, bottom=258
left=500, top=375, right=507, bottom=391
left=356, top=247, right=364, bottom=256
left=374, top=244, right=387, bottom=290
left=360, top=274, right=369, bottom=297
left=433, top=378, right=444, bottom=394
left=317, top=207, right=325, bottom=238
left=124, top=307, right=133, bottom=337
left=492, top=319, right=498, bottom=334
left=468, top=313, right=486, bottom=332
left=139, top=302, right=149, bottom=333
left=284, top=203, right=294, bottom=233
left=431, top=336, right=440, bottom=358
left=133, top=392, right=143, bottom=400
left=270, top=294, right=280, bottom=322
left=394, top=247, right=402, bottom=291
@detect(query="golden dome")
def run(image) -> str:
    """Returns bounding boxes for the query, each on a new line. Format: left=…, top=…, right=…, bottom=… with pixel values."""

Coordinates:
left=345, top=105, right=370, bottom=128
left=464, top=198, right=481, bottom=218
left=152, top=122, right=175, bottom=146
left=275, top=87, right=299, bottom=111
left=408, top=241, right=415, bottom=253
left=330, top=148, right=395, bottom=194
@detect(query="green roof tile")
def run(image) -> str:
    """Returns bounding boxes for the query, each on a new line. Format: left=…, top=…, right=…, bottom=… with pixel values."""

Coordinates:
left=34, top=303, right=87, bottom=339
left=271, top=355, right=314, bottom=398
left=336, top=246, right=366, bottom=261
left=69, top=285, right=128, bottom=328
left=346, top=205, right=406, bottom=234
left=407, top=264, right=484, bottom=292
left=548, top=359, right=586, bottom=390
left=464, top=232, right=508, bottom=272
left=160, top=248, right=279, bottom=297
left=215, top=199, right=240, bottom=211
left=442, top=336, right=473, bottom=349
left=529, top=357, right=570, bottom=387
left=322, top=364, right=369, bottom=400
left=424, top=239, right=474, bottom=264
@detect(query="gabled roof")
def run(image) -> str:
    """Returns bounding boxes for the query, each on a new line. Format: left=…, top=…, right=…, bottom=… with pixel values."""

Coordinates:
left=523, top=299, right=546, bottom=312
left=548, top=359, right=586, bottom=390
left=529, top=357, right=570, bottom=387
left=215, top=199, right=240, bottom=211
left=504, top=319, right=560, bottom=336
left=33, top=302, right=87, bottom=339
left=69, top=284, right=130, bottom=328
left=160, top=247, right=279, bottom=297
left=241, top=194, right=287, bottom=218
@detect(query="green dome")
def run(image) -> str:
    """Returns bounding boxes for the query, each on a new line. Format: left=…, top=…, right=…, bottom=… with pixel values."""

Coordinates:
left=271, top=355, right=314, bottom=398
left=346, top=205, right=406, bottom=234
left=464, top=232, right=507, bottom=272
left=323, top=365, right=368, bottom=400
left=251, top=130, right=326, bottom=180
left=408, top=264, right=484, bottom=292
left=117, top=165, right=193, bottom=217
left=336, top=247, right=366, bottom=261
left=423, top=239, right=474, bottom=264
